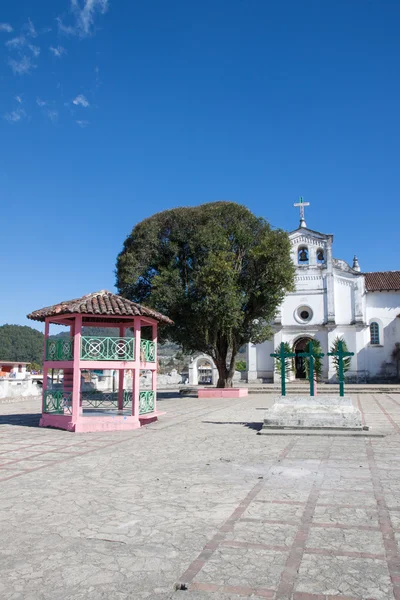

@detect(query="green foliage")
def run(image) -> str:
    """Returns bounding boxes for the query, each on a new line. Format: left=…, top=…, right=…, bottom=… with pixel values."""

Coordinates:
left=236, top=360, right=247, bottom=371
left=116, top=201, right=295, bottom=387
left=27, top=362, right=41, bottom=372
left=0, top=324, right=44, bottom=364
left=273, top=343, right=294, bottom=381
left=303, top=339, right=323, bottom=382
left=329, top=336, right=352, bottom=380
left=51, top=326, right=134, bottom=339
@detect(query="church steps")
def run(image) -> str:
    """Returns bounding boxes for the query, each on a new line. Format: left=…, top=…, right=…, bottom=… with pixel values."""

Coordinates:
left=245, top=385, right=400, bottom=394
left=180, top=385, right=400, bottom=395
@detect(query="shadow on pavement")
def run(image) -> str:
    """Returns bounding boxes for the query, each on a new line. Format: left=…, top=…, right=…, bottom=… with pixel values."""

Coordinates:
left=0, top=413, right=41, bottom=428
left=156, top=391, right=181, bottom=401
left=202, top=420, right=263, bottom=432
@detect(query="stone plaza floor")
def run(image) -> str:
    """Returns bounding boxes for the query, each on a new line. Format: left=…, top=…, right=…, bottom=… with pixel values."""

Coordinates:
left=1, top=393, right=400, bottom=600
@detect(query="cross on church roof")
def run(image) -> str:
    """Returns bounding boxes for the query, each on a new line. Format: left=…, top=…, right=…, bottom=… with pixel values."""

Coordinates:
left=294, top=196, right=310, bottom=228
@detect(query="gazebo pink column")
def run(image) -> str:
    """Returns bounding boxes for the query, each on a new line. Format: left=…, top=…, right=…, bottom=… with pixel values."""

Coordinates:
left=71, top=315, right=82, bottom=421
left=152, top=323, right=157, bottom=413
left=132, top=317, right=141, bottom=418
left=41, top=319, right=50, bottom=413
left=118, top=324, right=125, bottom=411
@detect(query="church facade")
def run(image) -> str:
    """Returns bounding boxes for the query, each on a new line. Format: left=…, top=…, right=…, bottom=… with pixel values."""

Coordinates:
left=246, top=207, right=400, bottom=383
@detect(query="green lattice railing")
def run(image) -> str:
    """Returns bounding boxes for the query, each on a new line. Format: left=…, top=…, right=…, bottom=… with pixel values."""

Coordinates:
left=80, top=390, right=131, bottom=408
left=80, top=337, right=135, bottom=361
left=43, top=390, right=72, bottom=414
left=79, top=390, right=154, bottom=414
left=46, top=338, right=74, bottom=361
left=140, top=340, right=156, bottom=362
left=46, top=336, right=156, bottom=362
left=139, top=390, right=155, bottom=414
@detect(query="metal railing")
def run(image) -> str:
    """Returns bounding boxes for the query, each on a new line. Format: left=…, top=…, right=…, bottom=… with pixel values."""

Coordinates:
left=140, top=340, right=156, bottom=362
left=80, top=390, right=131, bottom=408
left=45, top=336, right=156, bottom=362
left=139, top=390, right=155, bottom=414
left=46, top=339, right=74, bottom=361
left=43, top=390, right=72, bottom=414
left=80, top=337, right=135, bottom=360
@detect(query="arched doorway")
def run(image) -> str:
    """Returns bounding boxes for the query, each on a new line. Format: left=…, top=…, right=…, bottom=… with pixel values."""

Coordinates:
left=198, top=360, right=213, bottom=385
left=188, top=354, right=218, bottom=386
left=293, top=337, right=313, bottom=380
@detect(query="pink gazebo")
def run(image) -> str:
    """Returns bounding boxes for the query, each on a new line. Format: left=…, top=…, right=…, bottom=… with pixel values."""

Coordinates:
left=27, top=290, right=173, bottom=433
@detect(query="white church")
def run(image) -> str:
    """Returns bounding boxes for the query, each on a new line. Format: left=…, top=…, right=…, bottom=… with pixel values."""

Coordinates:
left=246, top=199, right=400, bottom=383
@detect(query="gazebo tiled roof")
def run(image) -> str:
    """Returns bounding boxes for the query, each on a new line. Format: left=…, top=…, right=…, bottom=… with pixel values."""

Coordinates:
left=27, top=290, right=173, bottom=325
left=364, top=271, right=400, bottom=292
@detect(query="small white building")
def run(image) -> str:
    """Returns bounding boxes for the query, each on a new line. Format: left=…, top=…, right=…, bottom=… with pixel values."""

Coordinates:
left=0, top=361, right=41, bottom=399
left=0, top=361, right=29, bottom=380
left=246, top=203, right=400, bottom=383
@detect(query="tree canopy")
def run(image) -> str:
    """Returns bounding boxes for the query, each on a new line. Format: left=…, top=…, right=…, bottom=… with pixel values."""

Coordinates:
left=0, top=324, right=44, bottom=364
left=116, top=201, right=295, bottom=387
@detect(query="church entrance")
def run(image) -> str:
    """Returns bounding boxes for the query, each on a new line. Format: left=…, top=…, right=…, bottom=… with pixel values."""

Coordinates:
left=293, top=337, right=313, bottom=379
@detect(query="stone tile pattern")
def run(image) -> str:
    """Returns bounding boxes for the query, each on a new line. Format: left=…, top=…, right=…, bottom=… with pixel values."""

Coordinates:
left=1, top=393, right=400, bottom=599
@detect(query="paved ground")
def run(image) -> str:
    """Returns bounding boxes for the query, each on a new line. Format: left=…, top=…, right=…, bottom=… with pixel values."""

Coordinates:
left=1, top=393, right=400, bottom=600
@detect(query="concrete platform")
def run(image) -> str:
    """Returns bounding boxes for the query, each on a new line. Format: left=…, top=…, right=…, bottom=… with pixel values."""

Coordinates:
left=262, top=395, right=364, bottom=430
left=258, top=428, right=384, bottom=437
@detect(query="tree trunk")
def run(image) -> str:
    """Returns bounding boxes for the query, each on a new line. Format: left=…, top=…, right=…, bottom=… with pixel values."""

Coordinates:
left=214, top=341, right=237, bottom=388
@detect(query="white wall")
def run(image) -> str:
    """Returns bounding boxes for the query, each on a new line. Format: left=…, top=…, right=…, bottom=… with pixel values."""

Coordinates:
left=0, top=378, right=41, bottom=399
left=256, top=340, right=274, bottom=380
left=365, top=291, right=400, bottom=378
left=334, top=278, right=354, bottom=324
left=281, top=290, right=326, bottom=327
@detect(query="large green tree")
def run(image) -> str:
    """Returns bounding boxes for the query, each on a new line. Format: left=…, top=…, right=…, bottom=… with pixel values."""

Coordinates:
left=116, top=202, right=295, bottom=387
left=0, top=324, right=44, bottom=364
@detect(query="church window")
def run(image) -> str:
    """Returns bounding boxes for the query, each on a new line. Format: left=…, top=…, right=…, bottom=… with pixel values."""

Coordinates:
left=298, top=246, right=309, bottom=265
left=370, top=322, right=380, bottom=345
left=295, top=305, right=313, bottom=323
left=316, top=248, right=325, bottom=264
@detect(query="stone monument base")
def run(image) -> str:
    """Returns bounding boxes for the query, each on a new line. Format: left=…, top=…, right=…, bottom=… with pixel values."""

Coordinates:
left=262, top=396, right=364, bottom=430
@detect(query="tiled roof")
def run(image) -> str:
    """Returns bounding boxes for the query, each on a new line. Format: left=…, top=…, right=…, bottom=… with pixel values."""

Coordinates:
left=364, top=271, right=400, bottom=292
left=27, top=290, right=173, bottom=324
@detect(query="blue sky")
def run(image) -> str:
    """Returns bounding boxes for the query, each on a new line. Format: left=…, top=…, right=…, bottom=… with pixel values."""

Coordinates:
left=1, top=0, right=399, bottom=331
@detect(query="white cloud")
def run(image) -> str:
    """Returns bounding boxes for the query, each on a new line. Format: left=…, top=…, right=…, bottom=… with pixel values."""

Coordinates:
left=28, top=44, right=40, bottom=57
left=45, top=109, right=58, bottom=122
left=36, top=97, right=47, bottom=107
left=49, top=45, right=66, bottom=58
left=72, top=94, right=89, bottom=107
left=24, top=18, right=37, bottom=38
left=76, top=119, right=89, bottom=127
left=4, top=108, right=26, bottom=123
left=58, top=0, right=109, bottom=37
left=8, top=55, right=35, bottom=75
left=5, top=35, right=26, bottom=49
left=0, top=23, right=13, bottom=33
left=15, top=95, right=23, bottom=104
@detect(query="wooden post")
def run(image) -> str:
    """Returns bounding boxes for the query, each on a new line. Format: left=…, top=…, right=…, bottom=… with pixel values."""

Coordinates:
left=327, top=341, right=354, bottom=397
left=270, top=343, right=295, bottom=397
left=297, top=341, right=325, bottom=397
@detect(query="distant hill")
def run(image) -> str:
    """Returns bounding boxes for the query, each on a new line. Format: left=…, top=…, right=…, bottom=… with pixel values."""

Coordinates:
left=0, top=324, right=44, bottom=364
left=51, top=327, right=134, bottom=339
left=0, top=323, right=246, bottom=369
